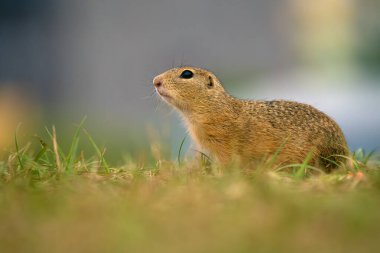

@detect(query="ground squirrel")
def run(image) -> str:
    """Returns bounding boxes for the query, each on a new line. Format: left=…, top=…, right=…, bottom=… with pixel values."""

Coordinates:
left=153, top=66, right=349, bottom=171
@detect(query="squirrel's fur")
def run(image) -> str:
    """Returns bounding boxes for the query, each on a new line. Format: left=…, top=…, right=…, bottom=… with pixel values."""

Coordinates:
left=153, top=66, right=349, bottom=171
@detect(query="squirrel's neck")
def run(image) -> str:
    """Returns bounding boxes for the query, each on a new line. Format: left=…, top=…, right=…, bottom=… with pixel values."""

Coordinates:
left=178, top=94, right=244, bottom=159
left=179, top=94, right=243, bottom=143
left=181, top=93, right=241, bottom=124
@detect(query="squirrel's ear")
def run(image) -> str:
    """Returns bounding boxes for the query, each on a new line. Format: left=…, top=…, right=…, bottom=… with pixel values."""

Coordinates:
left=207, top=76, right=214, bottom=88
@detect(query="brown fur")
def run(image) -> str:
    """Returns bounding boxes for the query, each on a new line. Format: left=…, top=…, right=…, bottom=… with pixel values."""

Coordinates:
left=153, top=66, right=349, bottom=171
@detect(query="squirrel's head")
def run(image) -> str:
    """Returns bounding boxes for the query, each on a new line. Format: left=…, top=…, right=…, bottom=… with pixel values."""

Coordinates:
left=153, top=67, right=227, bottom=114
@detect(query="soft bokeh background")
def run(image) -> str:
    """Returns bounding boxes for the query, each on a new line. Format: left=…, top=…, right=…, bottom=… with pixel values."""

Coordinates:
left=1, top=0, right=379, bottom=162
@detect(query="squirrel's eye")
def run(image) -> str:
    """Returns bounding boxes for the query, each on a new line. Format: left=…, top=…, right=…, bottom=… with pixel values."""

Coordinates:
left=180, top=70, right=194, bottom=79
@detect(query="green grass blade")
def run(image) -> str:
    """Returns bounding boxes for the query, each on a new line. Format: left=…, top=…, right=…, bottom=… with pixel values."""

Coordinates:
left=65, top=117, right=87, bottom=172
left=82, top=128, right=110, bottom=173
left=268, top=137, right=289, bottom=165
left=177, top=136, right=187, bottom=166
left=33, top=139, right=48, bottom=162
left=14, top=123, right=25, bottom=170
left=294, top=152, right=313, bottom=179
left=275, top=164, right=324, bottom=174
left=333, top=154, right=361, bottom=171
left=191, top=149, right=212, bottom=162
left=320, top=156, right=340, bottom=168
left=363, top=149, right=377, bottom=165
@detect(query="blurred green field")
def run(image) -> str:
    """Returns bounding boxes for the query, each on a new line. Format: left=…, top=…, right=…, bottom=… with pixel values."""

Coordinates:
left=0, top=125, right=380, bottom=253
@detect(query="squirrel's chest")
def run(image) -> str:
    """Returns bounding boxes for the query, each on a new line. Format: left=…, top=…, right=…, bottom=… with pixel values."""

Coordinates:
left=186, top=121, right=242, bottom=163
left=187, top=122, right=232, bottom=149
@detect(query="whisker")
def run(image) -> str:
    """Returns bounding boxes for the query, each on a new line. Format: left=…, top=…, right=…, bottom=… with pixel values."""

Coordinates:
left=180, top=51, right=185, bottom=67
left=140, top=90, right=157, bottom=100
left=154, top=95, right=163, bottom=113
left=172, top=57, right=175, bottom=68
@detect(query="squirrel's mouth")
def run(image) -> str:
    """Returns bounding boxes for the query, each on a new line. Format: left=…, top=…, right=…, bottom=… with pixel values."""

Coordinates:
left=156, top=88, right=172, bottom=100
left=155, top=87, right=188, bottom=112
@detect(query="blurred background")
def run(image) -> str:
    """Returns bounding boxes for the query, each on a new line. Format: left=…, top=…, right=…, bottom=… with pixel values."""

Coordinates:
left=0, top=0, right=379, bottom=163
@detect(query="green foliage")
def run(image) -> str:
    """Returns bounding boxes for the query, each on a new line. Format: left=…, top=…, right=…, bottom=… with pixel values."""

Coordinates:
left=6, top=120, right=110, bottom=182
left=1, top=125, right=380, bottom=253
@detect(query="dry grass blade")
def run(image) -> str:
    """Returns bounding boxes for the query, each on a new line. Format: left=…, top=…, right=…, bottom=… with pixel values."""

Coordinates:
left=52, top=126, right=62, bottom=175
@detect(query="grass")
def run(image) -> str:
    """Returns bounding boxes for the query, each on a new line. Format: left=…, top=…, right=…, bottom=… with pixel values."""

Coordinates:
left=0, top=124, right=380, bottom=253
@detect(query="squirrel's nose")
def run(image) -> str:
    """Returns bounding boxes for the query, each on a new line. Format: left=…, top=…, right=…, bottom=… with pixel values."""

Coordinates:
left=153, top=76, right=162, bottom=88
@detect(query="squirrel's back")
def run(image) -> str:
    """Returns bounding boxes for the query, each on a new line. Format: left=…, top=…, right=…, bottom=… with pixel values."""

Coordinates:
left=237, top=100, right=348, bottom=170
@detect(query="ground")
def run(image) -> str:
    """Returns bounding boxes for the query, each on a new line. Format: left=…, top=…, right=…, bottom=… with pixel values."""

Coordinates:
left=0, top=126, right=379, bottom=253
